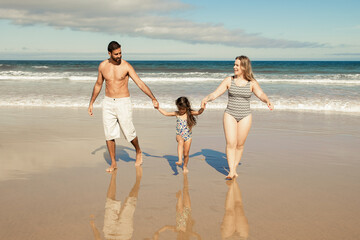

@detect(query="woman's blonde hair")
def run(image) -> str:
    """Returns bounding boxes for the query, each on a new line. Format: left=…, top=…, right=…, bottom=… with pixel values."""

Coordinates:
left=235, top=55, right=256, bottom=81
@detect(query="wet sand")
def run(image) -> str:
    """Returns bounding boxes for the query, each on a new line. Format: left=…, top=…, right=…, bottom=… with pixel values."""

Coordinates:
left=0, top=107, right=359, bottom=240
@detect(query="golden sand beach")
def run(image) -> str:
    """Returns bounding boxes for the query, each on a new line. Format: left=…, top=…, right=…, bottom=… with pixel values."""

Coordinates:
left=0, top=107, right=359, bottom=239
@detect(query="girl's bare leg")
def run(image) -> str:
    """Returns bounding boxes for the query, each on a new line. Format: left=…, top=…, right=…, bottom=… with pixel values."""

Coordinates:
left=223, top=112, right=238, bottom=179
left=176, top=135, right=184, bottom=166
left=234, top=114, right=252, bottom=176
left=183, top=139, right=192, bottom=173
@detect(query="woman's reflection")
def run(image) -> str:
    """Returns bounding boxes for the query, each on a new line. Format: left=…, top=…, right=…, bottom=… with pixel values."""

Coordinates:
left=152, top=173, right=201, bottom=240
left=90, top=167, right=142, bottom=240
left=221, top=179, right=249, bottom=240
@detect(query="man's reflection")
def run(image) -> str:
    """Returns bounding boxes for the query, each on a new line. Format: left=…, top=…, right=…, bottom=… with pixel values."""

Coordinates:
left=152, top=173, right=201, bottom=240
left=90, top=167, right=142, bottom=240
left=221, top=179, right=249, bottom=240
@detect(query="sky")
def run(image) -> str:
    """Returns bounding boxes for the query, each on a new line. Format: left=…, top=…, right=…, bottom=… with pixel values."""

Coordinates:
left=0, top=0, right=359, bottom=60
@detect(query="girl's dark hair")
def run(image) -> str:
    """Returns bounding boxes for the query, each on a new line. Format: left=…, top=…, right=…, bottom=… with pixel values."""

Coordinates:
left=108, top=41, right=121, bottom=53
left=176, top=97, right=197, bottom=129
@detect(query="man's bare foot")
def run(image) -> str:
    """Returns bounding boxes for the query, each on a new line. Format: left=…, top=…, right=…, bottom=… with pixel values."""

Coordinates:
left=183, top=167, right=189, bottom=173
left=135, top=151, right=143, bottom=166
left=175, top=161, right=183, bottom=166
left=106, top=165, right=117, bottom=172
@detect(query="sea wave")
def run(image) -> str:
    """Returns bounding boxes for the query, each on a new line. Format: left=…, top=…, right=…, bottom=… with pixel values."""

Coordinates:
left=32, top=66, right=49, bottom=69
left=1, top=97, right=359, bottom=114
left=257, top=78, right=360, bottom=85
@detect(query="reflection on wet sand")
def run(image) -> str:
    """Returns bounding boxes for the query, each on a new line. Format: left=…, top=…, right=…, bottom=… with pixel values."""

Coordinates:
left=221, top=179, right=249, bottom=240
left=90, top=167, right=142, bottom=240
left=152, top=173, right=201, bottom=240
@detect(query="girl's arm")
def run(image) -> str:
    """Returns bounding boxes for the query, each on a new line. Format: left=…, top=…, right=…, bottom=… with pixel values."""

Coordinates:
left=251, top=81, right=274, bottom=110
left=201, top=77, right=231, bottom=108
left=157, top=108, right=177, bottom=116
left=191, top=108, right=204, bottom=116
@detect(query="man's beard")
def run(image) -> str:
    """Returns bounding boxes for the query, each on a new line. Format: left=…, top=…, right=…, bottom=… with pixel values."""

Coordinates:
left=111, top=56, right=121, bottom=63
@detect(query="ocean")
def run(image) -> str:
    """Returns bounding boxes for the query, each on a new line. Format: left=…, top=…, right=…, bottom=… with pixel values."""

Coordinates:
left=0, top=60, right=359, bottom=115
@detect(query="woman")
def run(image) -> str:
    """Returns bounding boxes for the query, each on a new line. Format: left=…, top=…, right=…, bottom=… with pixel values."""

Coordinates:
left=201, top=56, right=273, bottom=180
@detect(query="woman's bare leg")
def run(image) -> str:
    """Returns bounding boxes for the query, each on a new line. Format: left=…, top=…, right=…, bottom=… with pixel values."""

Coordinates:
left=234, top=114, right=252, bottom=176
left=223, top=112, right=238, bottom=179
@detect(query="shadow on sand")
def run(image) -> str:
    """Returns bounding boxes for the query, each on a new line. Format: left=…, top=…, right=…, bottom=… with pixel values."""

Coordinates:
left=91, top=146, right=235, bottom=177
left=91, top=145, right=136, bottom=165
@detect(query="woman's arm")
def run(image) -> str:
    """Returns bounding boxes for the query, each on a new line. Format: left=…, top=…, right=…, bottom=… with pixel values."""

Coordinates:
left=251, top=81, right=274, bottom=110
left=157, top=108, right=177, bottom=116
left=201, top=77, right=231, bottom=108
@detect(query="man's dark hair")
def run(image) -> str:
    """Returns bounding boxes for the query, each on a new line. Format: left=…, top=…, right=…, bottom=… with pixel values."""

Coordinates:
left=108, top=41, right=121, bottom=53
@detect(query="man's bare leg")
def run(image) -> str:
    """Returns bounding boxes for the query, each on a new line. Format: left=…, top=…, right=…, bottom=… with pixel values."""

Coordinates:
left=106, top=139, right=117, bottom=172
left=131, top=137, right=143, bottom=166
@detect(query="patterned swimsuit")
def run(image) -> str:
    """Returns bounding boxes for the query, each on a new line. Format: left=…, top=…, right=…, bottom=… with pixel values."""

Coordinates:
left=225, top=77, right=252, bottom=122
left=176, top=116, right=192, bottom=141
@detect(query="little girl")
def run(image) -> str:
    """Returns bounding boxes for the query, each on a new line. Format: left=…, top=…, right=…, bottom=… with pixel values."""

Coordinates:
left=157, top=97, right=204, bottom=173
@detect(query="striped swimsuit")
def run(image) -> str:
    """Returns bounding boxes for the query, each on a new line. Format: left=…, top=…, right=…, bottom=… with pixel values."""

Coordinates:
left=225, top=77, right=252, bottom=122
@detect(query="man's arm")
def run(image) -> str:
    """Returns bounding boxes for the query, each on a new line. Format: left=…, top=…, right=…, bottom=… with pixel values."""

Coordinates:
left=128, top=64, right=159, bottom=108
left=88, top=66, right=105, bottom=116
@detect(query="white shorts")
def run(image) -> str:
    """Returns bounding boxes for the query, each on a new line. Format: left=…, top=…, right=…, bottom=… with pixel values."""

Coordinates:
left=102, top=96, right=136, bottom=142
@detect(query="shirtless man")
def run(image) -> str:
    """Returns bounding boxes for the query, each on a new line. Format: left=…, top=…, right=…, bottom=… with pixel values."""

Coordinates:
left=88, top=41, right=158, bottom=172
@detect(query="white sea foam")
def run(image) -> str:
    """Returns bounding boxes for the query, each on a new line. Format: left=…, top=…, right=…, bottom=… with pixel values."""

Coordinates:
left=69, top=76, right=96, bottom=81
left=32, top=66, right=49, bottom=69
left=257, top=78, right=360, bottom=85
left=140, top=77, right=220, bottom=83
left=1, top=97, right=359, bottom=114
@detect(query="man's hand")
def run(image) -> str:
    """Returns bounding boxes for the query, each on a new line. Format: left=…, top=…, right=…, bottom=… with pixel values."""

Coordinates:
left=88, top=104, right=94, bottom=116
left=152, top=99, right=159, bottom=109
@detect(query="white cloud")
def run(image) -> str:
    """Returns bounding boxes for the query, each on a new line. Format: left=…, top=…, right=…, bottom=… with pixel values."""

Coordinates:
left=0, top=0, right=323, bottom=48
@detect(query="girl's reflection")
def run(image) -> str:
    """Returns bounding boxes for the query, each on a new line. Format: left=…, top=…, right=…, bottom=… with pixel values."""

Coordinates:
left=221, top=179, right=249, bottom=240
left=152, top=173, right=201, bottom=240
left=90, top=167, right=142, bottom=240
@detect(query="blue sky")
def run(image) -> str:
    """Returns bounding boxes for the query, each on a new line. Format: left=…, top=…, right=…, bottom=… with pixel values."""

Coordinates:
left=0, top=0, right=359, bottom=60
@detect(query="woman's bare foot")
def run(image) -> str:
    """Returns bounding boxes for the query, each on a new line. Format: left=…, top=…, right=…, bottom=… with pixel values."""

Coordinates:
left=135, top=151, right=143, bottom=166
left=175, top=161, right=183, bottom=166
left=225, top=172, right=235, bottom=180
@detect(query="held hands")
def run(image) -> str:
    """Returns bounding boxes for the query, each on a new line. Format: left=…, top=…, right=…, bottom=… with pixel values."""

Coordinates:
left=267, top=102, right=274, bottom=111
left=201, top=99, right=207, bottom=109
left=152, top=99, right=159, bottom=109
left=88, top=104, right=93, bottom=116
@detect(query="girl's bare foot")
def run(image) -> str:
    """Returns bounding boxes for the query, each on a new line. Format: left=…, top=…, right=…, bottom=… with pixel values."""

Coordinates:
left=175, top=161, right=183, bottom=166
left=183, top=167, right=189, bottom=173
